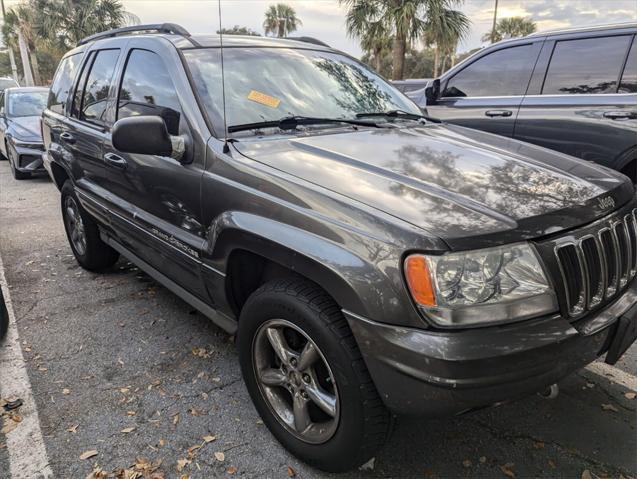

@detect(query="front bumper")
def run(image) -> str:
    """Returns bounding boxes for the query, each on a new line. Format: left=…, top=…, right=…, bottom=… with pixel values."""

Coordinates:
left=345, top=280, right=637, bottom=417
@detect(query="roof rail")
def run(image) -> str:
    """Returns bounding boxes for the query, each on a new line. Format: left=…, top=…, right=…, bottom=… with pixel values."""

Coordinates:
left=77, top=23, right=191, bottom=46
left=526, top=22, right=637, bottom=38
left=284, top=36, right=330, bottom=47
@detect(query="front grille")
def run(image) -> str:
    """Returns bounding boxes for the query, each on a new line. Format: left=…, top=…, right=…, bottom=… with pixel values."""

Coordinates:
left=554, top=209, right=637, bottom=317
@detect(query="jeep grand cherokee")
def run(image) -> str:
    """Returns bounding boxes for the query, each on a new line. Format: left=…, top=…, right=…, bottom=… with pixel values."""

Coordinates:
left=42, top=23, right=637, bottom=472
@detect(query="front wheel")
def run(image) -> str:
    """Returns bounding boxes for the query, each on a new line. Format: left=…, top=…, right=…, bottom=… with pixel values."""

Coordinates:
left=61, top=181, right=119, bottom=271
left=237, top=278, right=391, bottom=472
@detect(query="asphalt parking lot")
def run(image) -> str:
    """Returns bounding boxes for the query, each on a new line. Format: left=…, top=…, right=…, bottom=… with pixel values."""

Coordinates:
left=0, top=160, right=635, bottom=479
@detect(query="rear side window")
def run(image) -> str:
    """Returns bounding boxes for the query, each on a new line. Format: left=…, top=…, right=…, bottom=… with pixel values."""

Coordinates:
left=442, top=44, right=538, bottom=97
left=543, top=36, right=631, bottom=94
left=619, top=37, right=637, bottom=93
left=48, top=53, right=82, bottom=115
left=73, top=49, right=120, bottom=126
left=117, top=49, right=181, bottom=135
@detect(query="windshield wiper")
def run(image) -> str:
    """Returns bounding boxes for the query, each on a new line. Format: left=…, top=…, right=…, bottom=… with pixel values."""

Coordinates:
left=227, top=115, right=381, bottom=134
left=355, top=109, right=438, bottom=122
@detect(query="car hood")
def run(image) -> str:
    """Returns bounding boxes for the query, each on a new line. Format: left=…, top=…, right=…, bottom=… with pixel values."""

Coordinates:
left=233, top=123, right=634, bottom=250
left=9, top=116, right=42, bottom=142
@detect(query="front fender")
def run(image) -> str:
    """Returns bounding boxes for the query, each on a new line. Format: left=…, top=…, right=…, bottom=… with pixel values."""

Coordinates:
left=202, top=211, right=406, bottom=323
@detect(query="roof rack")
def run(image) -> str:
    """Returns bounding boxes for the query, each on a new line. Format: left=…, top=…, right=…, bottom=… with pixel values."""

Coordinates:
left=284, top=36, right=330, bottom=47
left=77, top=23, right=191, bottom=46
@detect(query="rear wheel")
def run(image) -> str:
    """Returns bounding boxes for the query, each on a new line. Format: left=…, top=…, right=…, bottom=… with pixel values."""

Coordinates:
left=61, top=181, right=119, bottom=271
left=237, top=278, right=391, bottom=472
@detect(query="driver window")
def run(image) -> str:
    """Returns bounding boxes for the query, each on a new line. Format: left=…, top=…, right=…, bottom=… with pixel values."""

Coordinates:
left=442, top=44, right=537, bottom=98
left=117, top=49, right=182, bottom=135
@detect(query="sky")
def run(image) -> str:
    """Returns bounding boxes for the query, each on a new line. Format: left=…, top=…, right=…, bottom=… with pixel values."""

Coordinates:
left=2, top=0, right=637, bottom=57
left=116, top=0, right=637, bottom=57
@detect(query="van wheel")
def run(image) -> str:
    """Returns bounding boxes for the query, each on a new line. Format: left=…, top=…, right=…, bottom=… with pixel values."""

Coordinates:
left=61, top=181, right=119, bottom=271
left=237, top=278, right=391, bottom=472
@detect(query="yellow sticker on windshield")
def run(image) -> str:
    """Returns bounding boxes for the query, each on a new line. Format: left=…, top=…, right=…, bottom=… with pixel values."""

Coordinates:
left=248, top=90, right=281, bottom=109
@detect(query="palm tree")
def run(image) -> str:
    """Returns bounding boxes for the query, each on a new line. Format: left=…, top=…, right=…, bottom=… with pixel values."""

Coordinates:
left=33, top=0, right=139, bottom=50
left=424, top=5, right=470, bottom=77
left=482, top=16, right=537, bottom=43
left=2, top=5, right=39, bottom=85
left=344, top=1, right=392, bottom=72
left=341, top=0, right=470, bottom=81
left=263, top=3, right=302, bottom=38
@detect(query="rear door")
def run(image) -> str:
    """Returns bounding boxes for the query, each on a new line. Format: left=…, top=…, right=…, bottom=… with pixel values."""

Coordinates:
left=102, top=39, right=208, bottom=299
left=515, top=33, right=637, bottom=169
left=427, top=41, right=542, bottom=137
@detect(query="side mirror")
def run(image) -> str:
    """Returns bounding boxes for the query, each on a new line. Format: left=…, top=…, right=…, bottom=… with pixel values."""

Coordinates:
left=112, top=115, right=178, bottom=159
left=424, top=78, right=441, bottom=105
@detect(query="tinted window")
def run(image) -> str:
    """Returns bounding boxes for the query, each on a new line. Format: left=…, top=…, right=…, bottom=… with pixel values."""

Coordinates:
left=48, top=53, right=82, bottom=115
left=77, top=49, right=120, bottom=125
left=118, top=49, right=181, bottom=135
left=619, top=37, right=637, bottom=93
left=442, top=45, right=537, bottom=97
left=543, top=36, right=631, bottom=95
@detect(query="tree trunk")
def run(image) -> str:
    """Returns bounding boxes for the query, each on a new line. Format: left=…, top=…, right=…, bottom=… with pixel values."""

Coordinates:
left=491, top=0, right=499, bottom=43
left=392, top=35, right=406, bottom=80
left=434, top=46, right=440, bottom=77
left=29, top=51, right=41, bottom=85
left=17, top=29, right=34, bottom=86
left=374, top=46, right=382, bottom=72
left=7, top=48, right=18, bottom=83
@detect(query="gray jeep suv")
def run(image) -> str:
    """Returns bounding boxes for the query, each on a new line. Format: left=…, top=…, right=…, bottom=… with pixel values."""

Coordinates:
left=42, top=24, right=637, bottom=472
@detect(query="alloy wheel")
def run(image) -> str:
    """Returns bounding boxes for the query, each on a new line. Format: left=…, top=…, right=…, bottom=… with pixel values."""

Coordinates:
left=64, top=196, right=87, bottom=256
left=252, top=318, right=339, bottom=444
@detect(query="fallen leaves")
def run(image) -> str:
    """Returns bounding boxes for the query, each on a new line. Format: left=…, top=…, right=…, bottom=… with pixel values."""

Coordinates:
left=191, top=347, right=212, bottom=359
left=500, top=463, right=516, bottom=478
left=1, top=413, right=22, bottom=434
left=203, top=435, right=216, bottom=443
left=624, top=391, right=636, bottom=400
left=287, top=466, right=297, bottom=477
left=80, top=450, right=98, bottom=460
left=67, top=424, right=79, bottom=433
left=227, top=467, right=238, bottom=475
left=601, top=403, right=619, bottom=412
left=462, top=459, right=472, bottom=468
left=214, top=452, right=225, bottom=462
left=62, top=388, right=71, bottom=395
left=121, top=427, right=136, bottom=434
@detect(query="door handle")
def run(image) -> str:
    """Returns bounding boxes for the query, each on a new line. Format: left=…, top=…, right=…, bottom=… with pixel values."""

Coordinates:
left=59, top=132, right=76, bottom=144
left=485, top=110, right=513, bottom=117
left=603, top=110, right=636, bottom=120
left=104, top=152, right=127, bottom=170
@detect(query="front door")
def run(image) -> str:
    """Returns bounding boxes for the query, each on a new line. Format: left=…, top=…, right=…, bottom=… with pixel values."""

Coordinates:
left=427, top=42, right=542, bottom=137
left=103, top=43, right=208, bottom=299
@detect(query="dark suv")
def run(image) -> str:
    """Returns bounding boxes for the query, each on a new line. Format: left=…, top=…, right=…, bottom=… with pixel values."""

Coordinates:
left=42, top=24, right=637, bottom=472
left=414, top=23, right=637, bottom=181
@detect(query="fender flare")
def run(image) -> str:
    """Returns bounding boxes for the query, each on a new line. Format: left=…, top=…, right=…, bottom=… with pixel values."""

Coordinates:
left=205, top=211, right=391, bottom=318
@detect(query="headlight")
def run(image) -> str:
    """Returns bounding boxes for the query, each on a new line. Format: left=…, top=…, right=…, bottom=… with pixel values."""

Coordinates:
left=404, top=243, right=557, bottom=327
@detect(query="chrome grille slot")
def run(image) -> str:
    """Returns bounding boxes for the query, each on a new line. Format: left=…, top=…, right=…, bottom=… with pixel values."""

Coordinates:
left=553, top=208, right=637, bottom=318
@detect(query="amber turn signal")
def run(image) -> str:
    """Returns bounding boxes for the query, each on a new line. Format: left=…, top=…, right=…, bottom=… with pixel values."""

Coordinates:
left=404, top=255, right=437, bottom=307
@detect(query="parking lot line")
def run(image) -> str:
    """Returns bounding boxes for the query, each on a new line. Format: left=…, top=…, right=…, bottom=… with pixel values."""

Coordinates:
left=0, top=252, right=53, bottom=479
left=586, top=361, right=637, bottom=392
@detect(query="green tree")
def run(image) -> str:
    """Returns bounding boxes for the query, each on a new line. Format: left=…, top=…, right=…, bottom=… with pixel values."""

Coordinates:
left=482, top=16, right=536, bottom=43
left=344, top=1, right=392, bottom=72
left=424, top=4, right=470, bottom=76
left=217, top=25, right=261, bottom=36
left=341, top=0, right=470, bottom=81
left=33, top=0, right=139, bottom=50
left=263, top=3, right=302, bottom=38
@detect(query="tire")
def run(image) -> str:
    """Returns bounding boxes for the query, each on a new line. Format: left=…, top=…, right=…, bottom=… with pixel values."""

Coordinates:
left=0, top=289, right=8, bottom=342
left=61, top=181, right=119, bottom=271
left=237, top=278, right=391, bottom=472
left=8, top=144, right=29, bottom=180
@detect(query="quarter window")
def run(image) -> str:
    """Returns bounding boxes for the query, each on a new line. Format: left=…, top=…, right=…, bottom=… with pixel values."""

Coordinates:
left=442, top=44, right=538, bottom=98
left=73, top=49, right=120, bottom=125
left=543, top=36, right=631, bottom=95
left=117, top=49, right=181, bottom=135
left=48, top=53, right=82, bottom=115
left=619, top=37, right=637, bottom=93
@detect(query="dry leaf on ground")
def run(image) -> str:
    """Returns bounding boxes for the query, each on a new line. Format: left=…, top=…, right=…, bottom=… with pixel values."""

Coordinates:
left=214, top=452, right=225, bottom=462
left=624, top=392, right=636, bottom=400
left=601, top=403, right=619, bottom=412
left=80, top=450, right=98, bottom=460
left=500, top=463, right=516, bottom=478
left=287, top=466, right=297, bottom=477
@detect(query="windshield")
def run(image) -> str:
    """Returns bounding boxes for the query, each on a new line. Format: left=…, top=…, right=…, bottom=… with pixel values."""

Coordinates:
left=184, top=47, right=420, bottom=133
left=8, top=91, right=48, bottom=117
